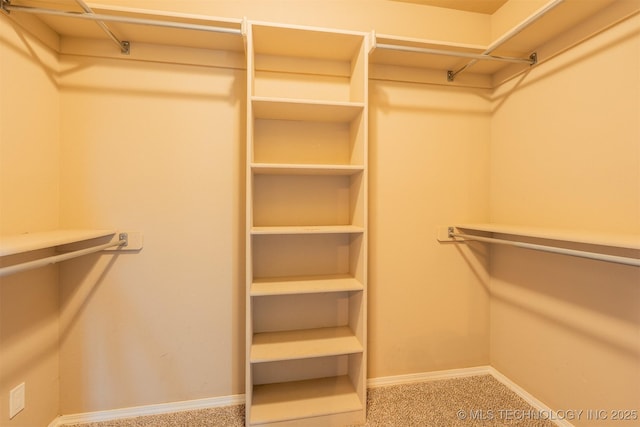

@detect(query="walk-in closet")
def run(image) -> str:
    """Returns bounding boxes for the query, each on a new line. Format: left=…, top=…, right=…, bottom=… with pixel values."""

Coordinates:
left=1, top=0, right=638, bottom=426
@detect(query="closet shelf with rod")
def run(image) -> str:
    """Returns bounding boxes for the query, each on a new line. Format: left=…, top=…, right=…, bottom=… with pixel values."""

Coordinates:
left=4, top=0, right=628, bottom=89
left=368, top=0, right=638, bottom=88
left=438, top=224, right=640, bottom=267
left=0, top=229, right=143, bottom=277
left=369, top=0, right=565, bottom=85
left=1, top=0, right=245, bottom=54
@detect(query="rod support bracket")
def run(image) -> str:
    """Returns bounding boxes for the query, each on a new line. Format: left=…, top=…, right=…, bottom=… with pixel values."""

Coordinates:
left=118, top=232, right=129, bottom=247
left=1, top=0, right=10, bottom=14
left=447, top=70, right=455, bottom=82
left=529, top=52, right=538, bottom=65
left=121, top=40, right=130, bottom=55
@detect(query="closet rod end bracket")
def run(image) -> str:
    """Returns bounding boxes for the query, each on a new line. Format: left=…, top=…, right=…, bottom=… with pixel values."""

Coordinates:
left=447, top=70, right=455, bottom=82
left=529, top=52, right=537, bottom=65
left=121, top=41, right=131, bottom=55
left=436, top=226, right=458, bottom=242
left=1, top=0, right=11, bottom=15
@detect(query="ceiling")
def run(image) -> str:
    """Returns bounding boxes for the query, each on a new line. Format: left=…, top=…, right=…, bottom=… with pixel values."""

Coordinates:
left=390, top=0, right=509, bottom=14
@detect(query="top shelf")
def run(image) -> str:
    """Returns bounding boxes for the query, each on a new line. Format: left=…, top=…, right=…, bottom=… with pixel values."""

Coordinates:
left=4, top=0, right=245, bottom=52
left=251, top=23, right=365, bottom=61
left=5, top=0, right=630, bottom=89
left=369, top=0, right=630, bottom=86
left=0, top=229, right=116, bottom=256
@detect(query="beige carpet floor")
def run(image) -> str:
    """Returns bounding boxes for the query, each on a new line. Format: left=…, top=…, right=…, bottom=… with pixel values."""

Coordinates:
left=63, top=375, right=556, bottom=427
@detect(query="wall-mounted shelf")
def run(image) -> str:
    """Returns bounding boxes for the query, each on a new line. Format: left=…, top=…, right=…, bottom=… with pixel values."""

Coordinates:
left=438, top=224, right=640, bottom=267
left=0, top=229, right=115, bottom=256
left=0, top=229, right=143, bottom=277
left=5, top=0, right=632, bottom=91
left=369, top=0, right=635, bottom=87
left=2, top=0, right=245, bottom=56
left=452, top=224, right=640, bottom=250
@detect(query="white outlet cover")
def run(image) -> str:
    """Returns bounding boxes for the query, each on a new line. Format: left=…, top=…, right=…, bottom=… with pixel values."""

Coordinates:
left=9, top=382, right=25, bottom=419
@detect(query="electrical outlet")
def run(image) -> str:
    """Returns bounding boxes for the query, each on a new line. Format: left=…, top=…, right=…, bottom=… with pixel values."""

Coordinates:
left=9, top=382, right=25, bottom=419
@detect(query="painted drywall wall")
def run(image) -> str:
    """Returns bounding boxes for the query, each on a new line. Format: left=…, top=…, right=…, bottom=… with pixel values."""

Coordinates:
left=489, top=12, right=640, bottom=426
left=368, top=80, right=491, bottom=377
left=0, top=15, right=61, bottom=427
left=56, top=55, right=245, bottom=413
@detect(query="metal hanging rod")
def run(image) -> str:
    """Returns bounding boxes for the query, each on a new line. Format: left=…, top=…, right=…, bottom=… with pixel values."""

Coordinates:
left=448, top=228, right=640, bottom=267
left=1, top=1, right=243, bottom=44
left=0, top=234, right=128, bottom=278
left=375, top=43, right=536, bottom=65
left=448, top=0, right=565, bottom=81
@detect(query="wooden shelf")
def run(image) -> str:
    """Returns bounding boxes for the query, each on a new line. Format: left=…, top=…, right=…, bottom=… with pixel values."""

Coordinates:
left=251, top=23, right=365, bottom=61
left=252, top=97, right=364, bottom=122
left=251, top=163, right=364, bottom=176
left=7, top=1, right=245, bottom=52
left=456, top=224, right=640, bottom=251
left=251, top=376, right=362, bottom=425
left=0, top=229, right=115, bottom=257
left=368, top=1, right=631, bottom=89
left=251, top=274, right=364, bottom=296
left=251, top=225, right=364, bottom=235
left=251, top=326, right=362, bottom=363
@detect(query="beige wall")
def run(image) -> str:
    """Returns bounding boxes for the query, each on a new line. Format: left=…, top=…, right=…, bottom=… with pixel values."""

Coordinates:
left=56, top=55, right=246, bottom=413
left=0, top=16, right=61, bottom=427
left=368, top=80, right=491, bottom=377
left=489, top=12, right=640, bottom=426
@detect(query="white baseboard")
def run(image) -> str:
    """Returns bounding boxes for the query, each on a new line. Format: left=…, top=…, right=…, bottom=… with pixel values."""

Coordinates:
left=488, top=367, right=574, bottom=427
left=367, top=365, right=492, bottom=388
left=48, top=393, right=244, bottom=427
left=49, top=366, right=570, bottom=427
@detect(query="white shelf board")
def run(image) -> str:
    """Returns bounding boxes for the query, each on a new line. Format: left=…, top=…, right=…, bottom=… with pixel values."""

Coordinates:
left=251, top=163, right=364, bottom=176
left=251, top=326, right=363, bottom=363
left=455, top=224, right=640, bottom=250
left=252, top=97, right=364, bottom=122
left=251, top=376, right=362, bottom=425
left=251, top=274, right=364, bottom=296
left=251, top=225, right=364, bottom=235
left=251, top=23, right=365, bottom=61
left=9, top=1, right=245, bottom=52
left=0, top=229, right=116, bottom=257
left=371, top=33, right=491, bottom=72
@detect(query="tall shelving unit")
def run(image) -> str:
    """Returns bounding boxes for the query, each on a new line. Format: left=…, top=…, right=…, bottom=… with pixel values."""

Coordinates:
left=245, top=22, right=368, bottom=426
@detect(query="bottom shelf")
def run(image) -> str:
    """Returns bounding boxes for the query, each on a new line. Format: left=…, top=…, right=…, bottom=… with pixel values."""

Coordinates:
left=250, top=376, right=362, bottom=425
